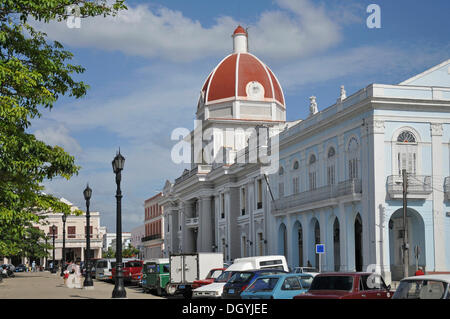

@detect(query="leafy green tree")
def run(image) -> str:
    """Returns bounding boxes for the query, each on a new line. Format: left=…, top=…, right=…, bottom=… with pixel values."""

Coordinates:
left=102, top=247, right=115, bottom=259
left=123, top=244, right=140, bottom=258
left=0, top=0, right=127, bottom=257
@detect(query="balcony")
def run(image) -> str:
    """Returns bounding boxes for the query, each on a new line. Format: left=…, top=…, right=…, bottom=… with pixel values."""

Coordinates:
left=141, top=234, right=162, bottom=242
left=387, top=175, right=432, bottom=199
left=272, top=179, right=362, bottom=214
left=186, top=217, right=199, bottom=228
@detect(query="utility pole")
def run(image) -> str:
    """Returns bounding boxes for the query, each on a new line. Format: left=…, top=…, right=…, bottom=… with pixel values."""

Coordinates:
left=402, top=169, right=409, bottom=278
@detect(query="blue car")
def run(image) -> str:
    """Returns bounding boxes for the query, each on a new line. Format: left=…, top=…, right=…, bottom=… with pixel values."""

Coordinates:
left=241, top=273, right=313, bottom=299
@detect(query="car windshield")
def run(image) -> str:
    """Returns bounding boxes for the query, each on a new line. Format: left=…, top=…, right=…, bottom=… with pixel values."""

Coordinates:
left=96, top=261, right=107, bottom=268
left=229, top=272, right=254, bottom=284
left=310, top=276, right=354, bottom=291
left=215, top=271, right=235, bottom=283
left=125, top=261, right=142, bottom=268
left=207, top=269, right=223, bottom=279
left=393, top=280, right=448, bottom=299
left=247, top=277, right=279, bottom=292
left=146, top=264, right=157, bottom=273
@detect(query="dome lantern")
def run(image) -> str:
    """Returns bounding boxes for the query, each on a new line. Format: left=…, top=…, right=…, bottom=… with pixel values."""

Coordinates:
left=232, top=25, right=248, bottom=54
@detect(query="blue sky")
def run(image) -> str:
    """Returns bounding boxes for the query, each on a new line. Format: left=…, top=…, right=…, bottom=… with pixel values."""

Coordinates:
left=30, top=0, right=450, bottom=233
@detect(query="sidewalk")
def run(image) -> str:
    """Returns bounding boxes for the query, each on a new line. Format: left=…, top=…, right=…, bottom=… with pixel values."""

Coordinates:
left=0, top=271, right=163, bottom=299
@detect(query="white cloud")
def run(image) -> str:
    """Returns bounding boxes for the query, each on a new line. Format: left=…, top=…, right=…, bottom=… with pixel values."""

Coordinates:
left=31, top=0, right=345, bottom=62
left=34, top=124, right=82, bottom=156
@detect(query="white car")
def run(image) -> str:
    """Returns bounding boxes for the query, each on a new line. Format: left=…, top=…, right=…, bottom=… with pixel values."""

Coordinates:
left=293, top=267, right=320, bottom=277
left=392, top=274, right=450, bottom=299
left=193, top=255, right=289, bottom=299
left=192, top=271, right=235, bottom=298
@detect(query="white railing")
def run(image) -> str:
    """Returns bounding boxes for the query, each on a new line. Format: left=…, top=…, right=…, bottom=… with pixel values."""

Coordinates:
left=387, top=175, right=432, bottom=196
left=272, top=179, right=362, bottom=213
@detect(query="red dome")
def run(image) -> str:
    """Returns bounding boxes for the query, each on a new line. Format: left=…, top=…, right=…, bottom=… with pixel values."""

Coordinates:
left=201, top=53, right=285, bottom=107
left=233, top=25, right=247, bottom=35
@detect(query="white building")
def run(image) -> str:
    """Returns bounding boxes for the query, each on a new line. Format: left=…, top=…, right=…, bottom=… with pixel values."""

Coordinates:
left=130, top=225, right=145, bottom=258
left=103, top=232, right=131, bottom=252
left=36, top=198, right=103, bottom=267
left=162, top=26, right=450, bottom=284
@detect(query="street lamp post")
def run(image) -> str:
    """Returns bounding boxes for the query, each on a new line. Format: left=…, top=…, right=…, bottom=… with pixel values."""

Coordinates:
left=45, top=236, right=48, bottom=270
left=112, top=149, right=126, bottom=298
left=60, top=213, right=67, bottom=276
left=51, top=225, right=56, bottom=273
left=402, top=169, right=409, bottom=278
left=83, top=184, right=94, bottom=288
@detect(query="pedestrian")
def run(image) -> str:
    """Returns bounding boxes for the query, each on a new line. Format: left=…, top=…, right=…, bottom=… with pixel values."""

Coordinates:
left=32, top=261, right=36, bottom=272
left=64, top=261, right=72, bottom=286
left=49, top=261, right=53, bottom=271
left=415, top=266, right=425, bottom=276
left=307, top=260, right=312, bottom=268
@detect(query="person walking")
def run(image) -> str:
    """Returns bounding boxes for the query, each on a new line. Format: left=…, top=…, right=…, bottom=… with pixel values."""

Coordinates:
left=32, top=261, right=36, bottom=272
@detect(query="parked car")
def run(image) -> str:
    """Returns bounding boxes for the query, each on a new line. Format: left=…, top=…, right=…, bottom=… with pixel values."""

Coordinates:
left=111, top=260, right=143, bottom=285
left=222, top=269, right=288, bottom=299
left=15, top=264, right=27, bottom=272
left=142, top=258, right=170, bottom=295
left=192, top=268, right=227, bottom=289
left=193, top=255, right=289, bottom=299
left=292, top=267, right=320, bottom=277
left=241, top=273, right=314, bottom=299
left=293, top=272, right=392, bottom=299
left=392, top=274, right=450, bottom=299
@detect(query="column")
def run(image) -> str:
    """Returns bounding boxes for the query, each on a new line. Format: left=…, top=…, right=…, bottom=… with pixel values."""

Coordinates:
left=198, top=196, right=213, bottom=252
left=431, top=123, right=446, bottom=271
left=338, top=202, right=348, bottom=271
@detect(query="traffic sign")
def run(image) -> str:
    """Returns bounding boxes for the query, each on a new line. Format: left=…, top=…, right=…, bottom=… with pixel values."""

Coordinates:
left=316, top=244, right=325, bottom=254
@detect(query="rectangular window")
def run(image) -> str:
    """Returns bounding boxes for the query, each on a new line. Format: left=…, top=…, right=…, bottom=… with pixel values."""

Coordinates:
left=257, top=179, right=263, bottom=208
left=68, top=226, right=76, bottom=238
left=278, top=182, right=284, bottom=198
left=309, top=172, right=316, bottom=190
left=241, top=188, right=246, bottom=215
left=49, top=226, right=58, bottom=239
left=293, top=177, right=299, bottom=194
left=327, top=165, right=335, bottom=185
left=221, top=193, right=225, bottom=219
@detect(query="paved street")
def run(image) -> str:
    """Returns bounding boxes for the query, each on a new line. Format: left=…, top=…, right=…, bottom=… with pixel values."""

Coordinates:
left=0, top=271, right=164, bottom=299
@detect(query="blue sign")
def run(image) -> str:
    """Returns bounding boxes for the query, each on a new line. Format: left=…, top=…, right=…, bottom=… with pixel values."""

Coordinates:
left=316, top=244, right=325, bottom=254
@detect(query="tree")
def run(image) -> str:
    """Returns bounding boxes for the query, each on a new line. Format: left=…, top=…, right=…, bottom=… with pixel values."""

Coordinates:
left=123, top=244, right=140, bottom=258
left=102, top=247, right=115, bottom=259
left=0, top=0, right=127, bottom=257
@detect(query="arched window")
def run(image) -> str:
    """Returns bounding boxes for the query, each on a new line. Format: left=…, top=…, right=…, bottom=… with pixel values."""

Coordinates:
left=279, top=166, right=284, bottom=175
left=293, top=161, right=299, bottom=170
left=348, top=137, right=359, bottom=179
left=327, top=147, right=336, bottom=185
left=308, top=154, right=317, bottom=190
left=396, top=131, right=417, bottom=175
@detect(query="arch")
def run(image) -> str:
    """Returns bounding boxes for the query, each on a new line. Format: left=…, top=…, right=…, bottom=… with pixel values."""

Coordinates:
left=308, top=217, right=320, bottom=269
left=388, top=208, right=426, bottom=281
left=309, top=153, right=317, bottom=164
left=291, top=221, right=303, bottom=267
left=278, top=223, right=287, bottom=257
left=333, top=217, right=341, bottom=271
left=293, top=160, right=299, bottom=170
left=327, top=146, right=336, bottom=158
left=278, top=166, right=284, bottom=175
left=354, top=213, right=363, bottom=271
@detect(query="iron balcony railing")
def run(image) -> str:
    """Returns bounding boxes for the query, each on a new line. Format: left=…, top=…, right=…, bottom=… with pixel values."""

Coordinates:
left=141, top=234, right=162, bottom=242
left=272, top=178, right=362, bottom=213
left=387, top=175, right=432, bottom=196
left=443, top=177, right=450, bottom=199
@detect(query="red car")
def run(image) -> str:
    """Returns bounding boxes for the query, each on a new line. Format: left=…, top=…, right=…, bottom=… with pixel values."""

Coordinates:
left=293, top=272, right=392, bottom=299
left=192, top=268, right=227, bottom=289
left=111, top=260, right=143, bottom=285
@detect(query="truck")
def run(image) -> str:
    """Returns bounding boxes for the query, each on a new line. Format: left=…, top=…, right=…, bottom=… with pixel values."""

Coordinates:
left=166, top=252, right=224, bottom=298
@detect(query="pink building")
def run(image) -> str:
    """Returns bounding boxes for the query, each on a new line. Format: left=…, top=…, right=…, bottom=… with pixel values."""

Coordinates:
left=142, top=192, right=164, bottom=259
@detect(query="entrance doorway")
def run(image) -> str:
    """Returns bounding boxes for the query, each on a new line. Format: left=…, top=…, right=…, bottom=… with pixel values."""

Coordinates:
left=354, top=214, right=363, bottom=271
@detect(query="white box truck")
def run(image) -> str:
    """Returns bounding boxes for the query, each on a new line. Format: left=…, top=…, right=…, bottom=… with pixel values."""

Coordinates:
left=166, top=252, right=223, bottom=298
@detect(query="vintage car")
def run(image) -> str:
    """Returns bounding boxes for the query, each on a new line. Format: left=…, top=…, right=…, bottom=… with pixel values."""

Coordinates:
left=392, top=274, right=450, bottom=299
left=293, top=272, right=392, bottom=299
left=141, top=258, right=170, bottom=296
left=241, top=273, right=313, bottom=299
left=192, top=268, right=226, bottom=289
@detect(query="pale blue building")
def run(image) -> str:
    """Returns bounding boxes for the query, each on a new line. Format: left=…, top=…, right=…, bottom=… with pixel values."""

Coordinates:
left=269, top=59, right=450, bottom=283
